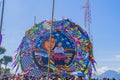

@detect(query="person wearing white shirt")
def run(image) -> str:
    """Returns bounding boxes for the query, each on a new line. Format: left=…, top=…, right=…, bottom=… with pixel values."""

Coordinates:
left=52, top=43, right=67, bottom=65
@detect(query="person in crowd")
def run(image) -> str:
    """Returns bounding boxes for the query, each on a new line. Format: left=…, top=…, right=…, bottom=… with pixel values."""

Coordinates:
left=76, top=76, right=83, bottom=80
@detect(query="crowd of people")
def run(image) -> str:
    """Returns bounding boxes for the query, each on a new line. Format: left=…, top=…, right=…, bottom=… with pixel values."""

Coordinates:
left=0, top=74, right=78, bottom=80
left=92, top=78, right=117, bottom=80
left=0, top=74, right=118, bottom=80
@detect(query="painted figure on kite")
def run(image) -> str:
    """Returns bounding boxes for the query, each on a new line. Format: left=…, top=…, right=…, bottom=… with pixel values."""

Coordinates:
left=52, top=42, right=67, bottom=65
left=13, top=18, right=96, bottom=77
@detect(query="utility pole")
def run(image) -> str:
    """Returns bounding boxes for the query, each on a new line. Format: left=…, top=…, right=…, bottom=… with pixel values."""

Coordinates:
left=83, top=0, right=91, bottom=39
left=0, top=0, right=5, bottom=34
left=0, top=0, right=5, bottom=45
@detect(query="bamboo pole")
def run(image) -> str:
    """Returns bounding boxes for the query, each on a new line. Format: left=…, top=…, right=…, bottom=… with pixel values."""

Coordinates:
left=48, top=0, right=55, bottom=79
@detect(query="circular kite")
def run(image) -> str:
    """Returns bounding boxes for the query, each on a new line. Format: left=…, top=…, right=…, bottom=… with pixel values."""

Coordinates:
left=13, top=18, right=96, bottom=77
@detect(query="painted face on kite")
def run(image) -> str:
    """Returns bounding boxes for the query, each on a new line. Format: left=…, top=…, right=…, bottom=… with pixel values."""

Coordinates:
left=14, top=18, right=96, bottom=76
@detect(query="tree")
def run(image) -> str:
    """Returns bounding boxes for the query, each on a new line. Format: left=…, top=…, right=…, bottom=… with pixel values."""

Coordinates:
left=0, top=46, right=6, bottom=55
left=3, top=55, right=12, bottom=74
left=0, top=67, right=4, bottom=74
left=0, top=46, right=6, bottom=75
left=0, top=67, right=11, bottom=75
left=0, top=58, right=4, bottom=75
left=0, top=58, right=4, bottom=63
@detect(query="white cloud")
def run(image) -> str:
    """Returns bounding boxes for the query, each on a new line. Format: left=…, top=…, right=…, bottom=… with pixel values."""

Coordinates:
left=117, top=67, right=120, bottom=73
left=1, top=64, right=5, bottom=68
left=94, top=66, right=120, bottom=75
left=96, top=66, right=110, bottom=75
left=115, top=55, right=120, bottom=59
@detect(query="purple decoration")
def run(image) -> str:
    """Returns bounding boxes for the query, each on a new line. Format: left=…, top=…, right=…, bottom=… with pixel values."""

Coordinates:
left=0, top=34, right=2, bottom=45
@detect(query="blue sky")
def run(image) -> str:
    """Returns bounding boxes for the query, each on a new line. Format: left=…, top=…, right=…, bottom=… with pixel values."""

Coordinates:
left=0, top=0, right=120, bottom=73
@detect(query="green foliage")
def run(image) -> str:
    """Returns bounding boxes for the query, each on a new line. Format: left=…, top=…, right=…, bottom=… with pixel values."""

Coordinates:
left=0, top=67, right=11, bottom=74
left=0, top=46, right=6, bottom=55
left=3, top=56, right=13, bottom=65
left=0, top=56, right=13, bottom=74
left=0, top=58, right=4, bottom=64
left=0, top=47, right=13, bottom=74
left=0, top=67, right=4, bottom=72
